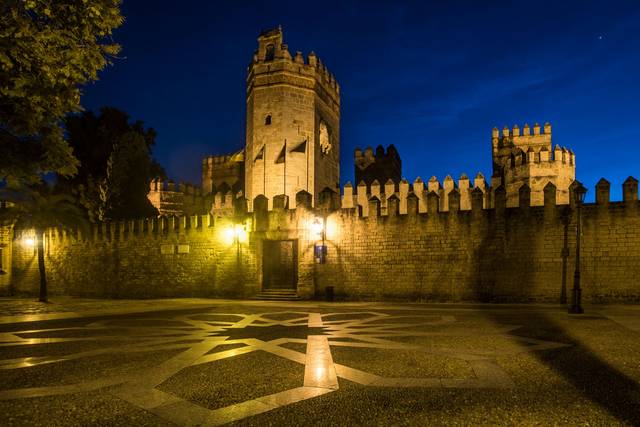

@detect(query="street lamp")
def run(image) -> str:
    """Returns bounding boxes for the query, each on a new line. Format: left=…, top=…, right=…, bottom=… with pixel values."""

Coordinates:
left=569, top=181, right=587, bottom=314
left=311, top=217, right=326, bottom=264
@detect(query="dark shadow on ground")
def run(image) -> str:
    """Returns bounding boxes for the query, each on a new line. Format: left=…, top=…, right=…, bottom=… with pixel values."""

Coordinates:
left=505, top=310, right=640, bottom=424
left=473, top=205, right=640, bottom=424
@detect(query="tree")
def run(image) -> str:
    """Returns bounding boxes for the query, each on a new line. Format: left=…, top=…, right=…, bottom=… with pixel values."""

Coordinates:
left=0, top=0, right=124, bottom=183
left=59, top=107, right=165, bottom=221
left=0, top=185, right=88, bottom=302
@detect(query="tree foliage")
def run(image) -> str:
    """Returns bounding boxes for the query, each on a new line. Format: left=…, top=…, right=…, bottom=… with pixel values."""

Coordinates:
left=60, top=107, right=165, bottom=221
left=0, top=0, right=124, bottom=183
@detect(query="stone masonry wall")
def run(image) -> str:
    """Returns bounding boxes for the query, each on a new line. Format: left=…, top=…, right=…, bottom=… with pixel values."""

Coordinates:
left=0, top=225, right=12, bottom=295
left=8, top=178, right=640, bottom=303
left=10, top=215, right=259, bottom=299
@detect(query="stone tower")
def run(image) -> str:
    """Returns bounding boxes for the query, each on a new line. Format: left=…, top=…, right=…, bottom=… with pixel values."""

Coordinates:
left=354, top=144, right=402, bottom=186
left=245, top=27, right=341, bottom=209
left=492, top=122, right=575, bottom=206
left=201, top=150, right=244, bottom=195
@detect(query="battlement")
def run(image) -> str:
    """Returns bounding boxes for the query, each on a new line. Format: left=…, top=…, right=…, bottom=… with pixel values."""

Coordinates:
left=492, top=122, right=552, bottom=165
left=242, top=176, right=639, bottom=218
left=490, top=122, right=575, bottom=207
left=493, top=122, right=552, bottom=139
left=203, top=152, right=244, bottom=165
left=202, top=150, right=244, bottom=195
left=342, top=174, right=492, bottom=215
left=149, top=179, right=203, bottom=195
left=248, top=27, right=340, bottom=107
left=148, top=178, right=211, bottom=216
left=354, top=145, right=402, bottom=186
left=500, top=144, right=575, bottom=169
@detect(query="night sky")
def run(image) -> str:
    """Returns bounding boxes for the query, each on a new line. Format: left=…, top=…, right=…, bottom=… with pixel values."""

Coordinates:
left=82, top=0, right=640, bottom=201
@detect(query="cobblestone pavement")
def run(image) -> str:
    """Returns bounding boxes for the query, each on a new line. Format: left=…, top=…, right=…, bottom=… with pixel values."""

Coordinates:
left=0, top=298, right=639, bottom=425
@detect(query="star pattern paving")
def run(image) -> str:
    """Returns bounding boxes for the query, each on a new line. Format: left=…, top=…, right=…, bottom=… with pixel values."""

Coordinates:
left=0, top=310, right=569, bottom=425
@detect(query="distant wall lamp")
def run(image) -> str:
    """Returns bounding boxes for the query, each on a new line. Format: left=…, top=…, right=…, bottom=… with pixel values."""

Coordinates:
left=224, top=223, right=247, bottom=245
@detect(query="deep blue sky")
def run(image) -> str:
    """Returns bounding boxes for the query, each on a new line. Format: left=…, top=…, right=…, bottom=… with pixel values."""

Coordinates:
left=82, top=0, right=640, bottom=201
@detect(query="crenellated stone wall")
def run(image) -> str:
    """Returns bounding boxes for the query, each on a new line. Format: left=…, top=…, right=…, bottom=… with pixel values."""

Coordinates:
left=314, top=178, right=640, bottom=302
left=10, top=215, right=260, bottom=299
left=7, top=177, right=640, bottom=303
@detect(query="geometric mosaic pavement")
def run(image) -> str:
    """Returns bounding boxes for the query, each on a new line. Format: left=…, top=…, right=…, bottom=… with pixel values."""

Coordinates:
left=0, top=310, right=570, bottom=425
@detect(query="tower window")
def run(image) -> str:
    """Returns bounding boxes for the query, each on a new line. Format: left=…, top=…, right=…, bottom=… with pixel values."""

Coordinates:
left=265, top=115, right=272, bottom=125
left=265, top=44, right=275, bottom=61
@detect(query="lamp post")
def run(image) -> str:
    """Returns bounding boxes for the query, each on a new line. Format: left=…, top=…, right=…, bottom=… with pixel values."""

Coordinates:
left=560, top=206, right=571, bottom=305
left=311, top=217, right=326, bottom=264
left=228, top=223, right=247, bottom=288
left=569, top=181, right=587, bottom=314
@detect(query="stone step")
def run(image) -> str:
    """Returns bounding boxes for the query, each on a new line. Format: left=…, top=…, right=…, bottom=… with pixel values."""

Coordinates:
left=258, top=290, right=297, bottom=294
left=253, top=296, right=302, bottom=301
left=252, top=289, right=301, bottom=301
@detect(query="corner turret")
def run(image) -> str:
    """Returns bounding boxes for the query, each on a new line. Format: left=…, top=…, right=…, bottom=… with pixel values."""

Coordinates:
left=491, top=122, right=575, bottom=206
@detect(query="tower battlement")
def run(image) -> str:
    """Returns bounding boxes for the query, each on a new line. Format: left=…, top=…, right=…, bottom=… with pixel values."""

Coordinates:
left=491, top=122, right=575, bottom=206
left=201, top=150, right=244, bottom=195
left=148, top=179, right=211, bottom=216
left=248, top=27, right=340, bottom=113
left=245, top=27, right=341, bottom=209
left=492, top=122, right=552, bottom=172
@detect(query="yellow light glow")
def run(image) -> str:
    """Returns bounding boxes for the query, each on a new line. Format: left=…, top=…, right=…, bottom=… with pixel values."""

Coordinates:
left=234, top=224, right=247, bottom=243
left=325, top=218, right=337, bottom=240
left=223, top=224, right=247, bottom=244
left=310, top=218, right=324, bottom=237
left=23, top=237, right=35, bottom=248
left=223, top=227, right=235, bottom=244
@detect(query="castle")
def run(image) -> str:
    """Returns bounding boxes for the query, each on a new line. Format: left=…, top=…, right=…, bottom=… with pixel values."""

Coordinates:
left=146, top=29, right=575, bottom=216
left=2, top=28, right=639, bottom=303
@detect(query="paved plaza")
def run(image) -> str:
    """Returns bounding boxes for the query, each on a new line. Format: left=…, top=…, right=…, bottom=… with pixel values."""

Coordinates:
left=0, top=298, right=639, bottom=426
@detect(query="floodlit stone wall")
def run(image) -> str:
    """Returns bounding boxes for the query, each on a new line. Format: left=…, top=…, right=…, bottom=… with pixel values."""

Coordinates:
left=10, top=215, right=259, bottom=299
left=0, top=225, right=12, bottom=295
left=311, top=177, right=640, bottom=302
left=7, top=177, right=640, bottom=302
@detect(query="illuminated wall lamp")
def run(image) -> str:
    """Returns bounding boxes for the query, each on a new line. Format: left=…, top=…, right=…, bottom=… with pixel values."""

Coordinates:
left=225, top=224, right=247, bottom=244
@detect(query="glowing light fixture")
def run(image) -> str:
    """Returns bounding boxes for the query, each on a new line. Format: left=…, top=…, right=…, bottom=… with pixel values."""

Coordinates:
left=234, top=224, right=247, bottom=243
left=311, top=218, right=324, bottom=236
left=224, top=223, right=247, bottom=244
left=23, top=237, right=35, bottom=248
